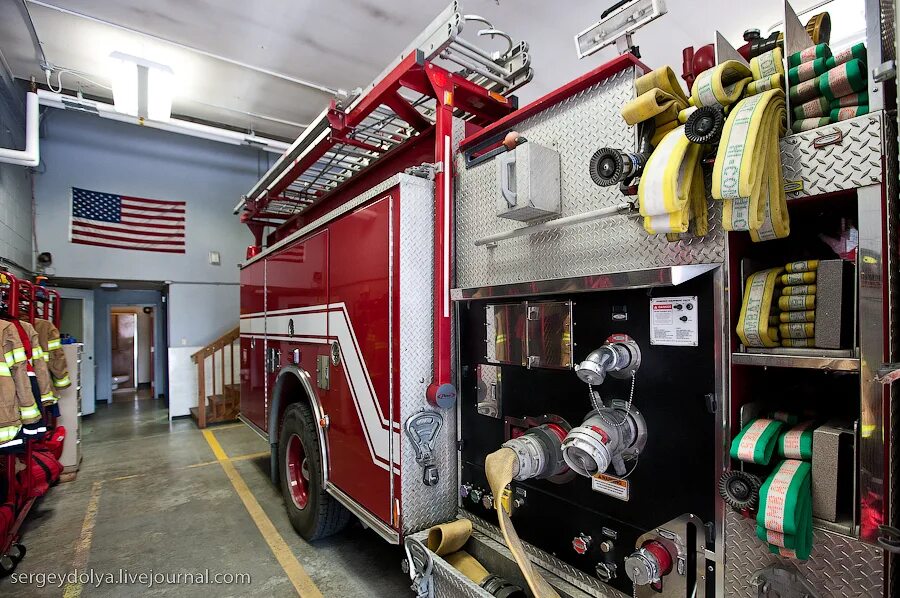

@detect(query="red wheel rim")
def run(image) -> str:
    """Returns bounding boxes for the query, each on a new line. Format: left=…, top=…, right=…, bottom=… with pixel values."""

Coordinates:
left=286, top=433, right=310, bottom=510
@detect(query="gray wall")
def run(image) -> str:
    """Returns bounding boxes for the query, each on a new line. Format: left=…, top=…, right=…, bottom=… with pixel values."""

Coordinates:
left=168, top=282, right=238, bottom=347
left=0, top=77, right=32, bottom=271
left=34, top=109, right=259, bottom=285
left=33, top=109, right=263, bottom=405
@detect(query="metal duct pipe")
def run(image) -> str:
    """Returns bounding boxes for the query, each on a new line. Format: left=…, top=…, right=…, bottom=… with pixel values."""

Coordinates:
left=36, top=90, right=290, bottom=155
left=0, top=92, right=39, bottom=167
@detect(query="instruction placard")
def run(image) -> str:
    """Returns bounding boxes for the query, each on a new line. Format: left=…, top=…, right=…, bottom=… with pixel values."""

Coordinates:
left=650, top=296, right=698, bottom=346
left=592, top=473, right=630, bottom=501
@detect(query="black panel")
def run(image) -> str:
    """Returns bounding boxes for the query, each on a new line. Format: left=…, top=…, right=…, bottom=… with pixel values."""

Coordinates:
left=458, top=273, right=718, bottom=595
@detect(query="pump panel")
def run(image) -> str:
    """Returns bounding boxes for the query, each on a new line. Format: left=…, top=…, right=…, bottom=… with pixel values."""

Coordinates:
left=457, top=271, right=719, bottom=595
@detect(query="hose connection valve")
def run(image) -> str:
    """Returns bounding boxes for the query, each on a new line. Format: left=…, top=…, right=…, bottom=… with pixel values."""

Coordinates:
left=501, top=423, right=570, bottom=482
left=575, top=335, right=641, bottom=386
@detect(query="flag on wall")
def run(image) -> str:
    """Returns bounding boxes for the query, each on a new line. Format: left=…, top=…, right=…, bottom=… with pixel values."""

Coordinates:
left=70, top=187, right=186, bottom=254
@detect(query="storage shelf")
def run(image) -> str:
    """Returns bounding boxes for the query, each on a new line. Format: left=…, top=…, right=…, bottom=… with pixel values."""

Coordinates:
left=732, top=349, right=859, bottom=372
left=812, top=517, right=857, bottom=539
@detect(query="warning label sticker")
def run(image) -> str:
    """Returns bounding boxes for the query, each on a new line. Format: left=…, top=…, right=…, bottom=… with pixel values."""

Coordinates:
left=592, top=473, right=630, bottom=501
left=650, top=296, right=698, bottom=347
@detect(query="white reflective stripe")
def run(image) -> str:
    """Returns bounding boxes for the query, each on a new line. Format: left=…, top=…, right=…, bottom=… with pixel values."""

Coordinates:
left=0, top=364, right=9, bottom=375
left=47, top=340, right=62, bottom=350
left=639, top=126, right=686, bottom=216
left=11, top=347, right=26, bottom=363
left=764, top=460, right=803, bottom=533
left=257, top=303, right=401, bottom=470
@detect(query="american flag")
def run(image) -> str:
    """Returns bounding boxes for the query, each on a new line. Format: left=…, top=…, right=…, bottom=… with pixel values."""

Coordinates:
left=70, top=187, right=186, bottom=254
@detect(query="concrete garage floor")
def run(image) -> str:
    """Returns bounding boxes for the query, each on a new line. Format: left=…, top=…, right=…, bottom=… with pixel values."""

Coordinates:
left=0, top=395, right=412, bottom=596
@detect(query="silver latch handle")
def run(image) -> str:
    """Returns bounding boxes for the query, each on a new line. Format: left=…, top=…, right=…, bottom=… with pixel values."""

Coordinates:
left=498, top=151, right=517, bottom=207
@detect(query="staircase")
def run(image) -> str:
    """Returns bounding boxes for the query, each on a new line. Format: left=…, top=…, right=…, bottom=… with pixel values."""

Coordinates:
left=190, top=327, right=240, bottom=428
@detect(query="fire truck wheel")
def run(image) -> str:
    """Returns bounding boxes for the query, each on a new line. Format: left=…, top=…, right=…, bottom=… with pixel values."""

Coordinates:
left=279, top=402, right=351, bottom=540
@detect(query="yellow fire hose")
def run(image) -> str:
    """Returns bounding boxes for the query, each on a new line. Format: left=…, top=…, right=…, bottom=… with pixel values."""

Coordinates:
left=712, top=88, right=789, bottom=241
left=690, top=60, right=752, bottom=108
left=485, top=447, right=561, bottom=598
left=637, top=126, right=706, bottom=235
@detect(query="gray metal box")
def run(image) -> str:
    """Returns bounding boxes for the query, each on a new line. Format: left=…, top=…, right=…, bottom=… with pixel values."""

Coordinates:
left=495, top=141, right=561, bottom=222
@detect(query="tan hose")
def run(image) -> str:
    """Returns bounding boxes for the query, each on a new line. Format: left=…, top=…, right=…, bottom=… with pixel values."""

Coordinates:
left=427, top=518, right=490, bottom=585
left=486, top=448, right=561, bottom=598
left=428, top=519, right=474, bottom=556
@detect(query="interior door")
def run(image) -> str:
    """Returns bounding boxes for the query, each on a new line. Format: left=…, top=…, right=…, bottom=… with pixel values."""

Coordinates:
left=57, top=288, right=96, bottom=415
left=111, top=313, right=136, bottom=390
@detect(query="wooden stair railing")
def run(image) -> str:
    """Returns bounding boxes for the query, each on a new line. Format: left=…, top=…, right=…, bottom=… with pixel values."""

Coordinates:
left=190, top=326, right=240, bottom=428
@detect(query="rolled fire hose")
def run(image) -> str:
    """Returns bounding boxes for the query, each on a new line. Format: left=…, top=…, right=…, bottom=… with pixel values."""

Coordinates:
left=747, top=74, right=784, bottom=96
left=786, top=259, right=818, bottom=273
left=778, top=421, right=815, bottom=460
left=485, top=448, right=560, bottom=598
left=427, top=519, right=491, bottom=584
left=622, top=66, right=689, bottom=128
left=690, top=60, right=752, bottom=109
left=637, top=126, right=706, bottom=235
left=750, top=48, right=785, bottom=81
left=730, top=418, right=785, bottom=465
left=789, top=43, right=832, bottom=68
left=736, top=267, right=784, bottom=348
left=711, top=89, right=789, bottom=241
left=756, top=460, right=813, bottom=560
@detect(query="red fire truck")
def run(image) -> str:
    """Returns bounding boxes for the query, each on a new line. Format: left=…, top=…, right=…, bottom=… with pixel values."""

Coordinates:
left=238, top=2, right=898, bottom=597
left=236, top=3, right=531, bottom=543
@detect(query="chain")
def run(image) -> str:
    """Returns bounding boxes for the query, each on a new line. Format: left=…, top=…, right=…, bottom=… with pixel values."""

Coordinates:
left=593, top=371, right=637, bottom=428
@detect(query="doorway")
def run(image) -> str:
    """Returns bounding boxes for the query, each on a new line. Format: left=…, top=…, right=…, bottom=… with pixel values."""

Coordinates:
left=110, top=306, right=155, bottom=401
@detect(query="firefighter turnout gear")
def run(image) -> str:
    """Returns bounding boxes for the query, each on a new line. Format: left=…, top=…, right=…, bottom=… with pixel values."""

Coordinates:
left=35, top=318, right=70, bottom=390
left=21, top=320, right=57, bottom=411
left=0, top=319, right=45, bottom=446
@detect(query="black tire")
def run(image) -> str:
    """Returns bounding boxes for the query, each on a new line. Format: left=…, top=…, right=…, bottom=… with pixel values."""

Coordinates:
left=8, top=543, right=25, bottom=563
left=278, top=402, right=351, bottom=540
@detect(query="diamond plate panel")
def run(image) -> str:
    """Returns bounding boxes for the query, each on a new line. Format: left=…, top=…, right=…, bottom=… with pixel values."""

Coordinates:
left=455, top=66, right=725, bottom=291
left=724, top=510, right=883, bottom=597
left=399, top=174, right=458, bottom=534
left=781, top=113, right=884, bottom=199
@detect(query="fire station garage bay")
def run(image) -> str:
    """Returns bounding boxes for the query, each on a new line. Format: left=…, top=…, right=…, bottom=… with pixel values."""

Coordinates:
left=0, top=1, right=895, bottom=597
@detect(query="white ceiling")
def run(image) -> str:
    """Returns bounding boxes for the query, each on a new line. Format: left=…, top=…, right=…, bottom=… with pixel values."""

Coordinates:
left=0, top=0, right=859, bottom=142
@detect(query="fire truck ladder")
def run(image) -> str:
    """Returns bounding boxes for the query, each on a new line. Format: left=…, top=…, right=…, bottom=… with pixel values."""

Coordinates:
left=233, top=2, right=532, bottom=233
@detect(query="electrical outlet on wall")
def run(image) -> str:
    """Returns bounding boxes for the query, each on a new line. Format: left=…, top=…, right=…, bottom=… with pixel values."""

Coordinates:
left=208, top=251, right=221, bottom=265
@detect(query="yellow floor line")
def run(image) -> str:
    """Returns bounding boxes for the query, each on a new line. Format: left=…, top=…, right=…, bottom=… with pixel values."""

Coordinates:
left=63, top=481, right=103, bottom=598
left=202, top=429, right=322, bottom=597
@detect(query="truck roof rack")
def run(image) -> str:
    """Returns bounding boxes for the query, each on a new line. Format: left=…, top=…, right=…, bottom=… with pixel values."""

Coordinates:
left=235, top=1, right=532, bottom=231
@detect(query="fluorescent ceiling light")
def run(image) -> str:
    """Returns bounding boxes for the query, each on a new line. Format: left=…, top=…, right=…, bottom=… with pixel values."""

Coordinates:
left=99, top=282, right=119, bottom=289
left=109, top=51, right=174, bottom=121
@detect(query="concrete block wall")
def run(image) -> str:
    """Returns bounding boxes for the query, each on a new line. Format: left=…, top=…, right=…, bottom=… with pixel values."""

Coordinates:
left=0, top=162, right=32, bottom=270
left=0, top=77, right=33, bottom=271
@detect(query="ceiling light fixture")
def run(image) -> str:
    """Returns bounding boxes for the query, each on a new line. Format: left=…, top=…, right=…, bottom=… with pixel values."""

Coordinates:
left=99, top=282, right=119, bottom=289
left=109, top=51, right=174, bottom=121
